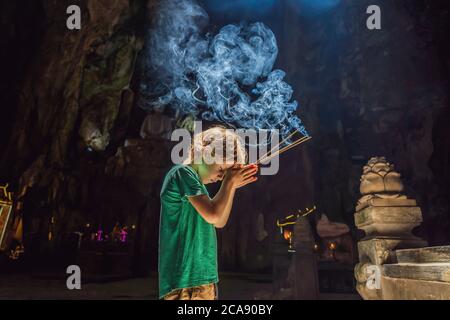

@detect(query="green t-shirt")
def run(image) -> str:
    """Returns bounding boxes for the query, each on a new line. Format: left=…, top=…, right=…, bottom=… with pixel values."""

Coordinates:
left=158, top=165, right=218, bottom=299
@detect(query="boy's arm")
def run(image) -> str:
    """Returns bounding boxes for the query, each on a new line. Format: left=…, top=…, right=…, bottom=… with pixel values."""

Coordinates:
left=188, top=165, right=258, bottom=228
left=188, top=180, right=235, bottom=228
left=213, top=180, right=236, bottom=228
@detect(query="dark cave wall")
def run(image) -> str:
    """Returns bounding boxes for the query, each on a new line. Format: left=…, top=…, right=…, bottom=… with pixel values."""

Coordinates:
left=0, top=0, right=167, bottom=274
left=2, top=0, right=146, bottom=172
left=0, top=0, right=449, bottom=275
left=276, top=0, right=450, bottom=243
left=0, top=1, right=46, bottom=153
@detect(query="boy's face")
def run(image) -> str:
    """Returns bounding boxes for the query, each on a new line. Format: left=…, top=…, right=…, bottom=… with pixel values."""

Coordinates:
left=197, top=162, right=234, bottom=184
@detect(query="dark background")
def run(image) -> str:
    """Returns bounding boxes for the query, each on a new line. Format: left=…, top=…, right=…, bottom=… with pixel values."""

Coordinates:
left=0, top=0, right=449, bottom=279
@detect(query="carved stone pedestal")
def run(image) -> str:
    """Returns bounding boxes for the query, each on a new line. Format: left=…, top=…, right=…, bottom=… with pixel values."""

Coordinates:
left=353, top=157, right=428, bottom=299
left=355, top=206, right=424, bottom=238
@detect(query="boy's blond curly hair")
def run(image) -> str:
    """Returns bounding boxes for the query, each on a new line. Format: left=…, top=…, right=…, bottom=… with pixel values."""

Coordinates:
left=184, top=126, right=247, bottom=165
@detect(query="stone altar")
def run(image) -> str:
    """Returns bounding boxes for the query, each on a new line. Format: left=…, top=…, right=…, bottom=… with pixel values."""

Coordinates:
left=354, top=157, right=450, bottom=299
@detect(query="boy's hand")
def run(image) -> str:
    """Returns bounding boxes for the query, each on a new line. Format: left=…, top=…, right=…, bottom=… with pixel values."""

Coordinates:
left=223, top=164, right=258, bottom=189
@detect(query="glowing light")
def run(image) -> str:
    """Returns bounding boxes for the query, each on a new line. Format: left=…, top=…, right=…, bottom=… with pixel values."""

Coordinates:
left=120, top=229, right=128, bottom=243
left=0, top=184, right=13, bottom=203
left=283, top=229, right=292, bottom=241
left=277, top=206, right=317, bottom=227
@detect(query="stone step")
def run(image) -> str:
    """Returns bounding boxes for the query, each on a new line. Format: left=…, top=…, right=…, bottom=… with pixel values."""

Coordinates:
left=396, top=246, right=450, bottom=263
left=383, top=262, right=450, bottom=283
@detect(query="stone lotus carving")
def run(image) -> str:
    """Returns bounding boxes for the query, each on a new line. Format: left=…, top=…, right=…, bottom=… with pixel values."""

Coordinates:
left=355, top=157, right=422, bottom=237
left=360, top=157, right=404, bottom=195
left=357, top=157, right=415, bottom=211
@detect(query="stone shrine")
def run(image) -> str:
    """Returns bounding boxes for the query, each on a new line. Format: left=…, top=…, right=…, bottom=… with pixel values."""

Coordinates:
left=354, top=157, right=450, bottom=299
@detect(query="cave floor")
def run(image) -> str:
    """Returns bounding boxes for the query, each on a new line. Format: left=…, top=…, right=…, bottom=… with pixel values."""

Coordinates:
left=0, top=272, right=360, bottom=300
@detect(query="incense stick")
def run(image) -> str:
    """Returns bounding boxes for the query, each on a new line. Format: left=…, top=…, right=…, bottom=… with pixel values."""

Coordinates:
left=271, top=135, right=311, bottom=159
left=259, top=136, right=310, bottom=164
left=257, top=135, right=312, bottom=164
left=257, top=135, right=308, bottom=164
left=256, top=129, right=299, bottom=165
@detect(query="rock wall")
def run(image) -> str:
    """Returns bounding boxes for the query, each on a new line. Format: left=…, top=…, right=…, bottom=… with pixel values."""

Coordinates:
left=0, top=0, right=162, bottom=274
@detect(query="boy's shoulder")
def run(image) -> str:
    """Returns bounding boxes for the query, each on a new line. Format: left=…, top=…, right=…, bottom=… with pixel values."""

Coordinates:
left=165, top=164, right=195, bottom=177
left=161, top=165, right=205, bottom=197
left=163, top=165, right=200, bottom=184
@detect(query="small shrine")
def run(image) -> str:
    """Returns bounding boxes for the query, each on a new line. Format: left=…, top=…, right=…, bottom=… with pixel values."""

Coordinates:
left=354, top=157, right=450, bottom=299
left=0, top=184, right=23, bottom=260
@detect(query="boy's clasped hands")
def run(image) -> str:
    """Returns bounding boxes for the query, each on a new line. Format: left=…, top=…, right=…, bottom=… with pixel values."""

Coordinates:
left=223, top=164, right=259, bottom=189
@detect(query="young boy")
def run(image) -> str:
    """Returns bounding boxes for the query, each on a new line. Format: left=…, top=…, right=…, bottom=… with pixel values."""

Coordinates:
left=159, top=127, right=258, bottom=300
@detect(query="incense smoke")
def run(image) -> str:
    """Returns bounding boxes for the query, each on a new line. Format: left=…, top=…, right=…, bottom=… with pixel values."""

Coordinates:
left=139, top=0, right=308, bottom=140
